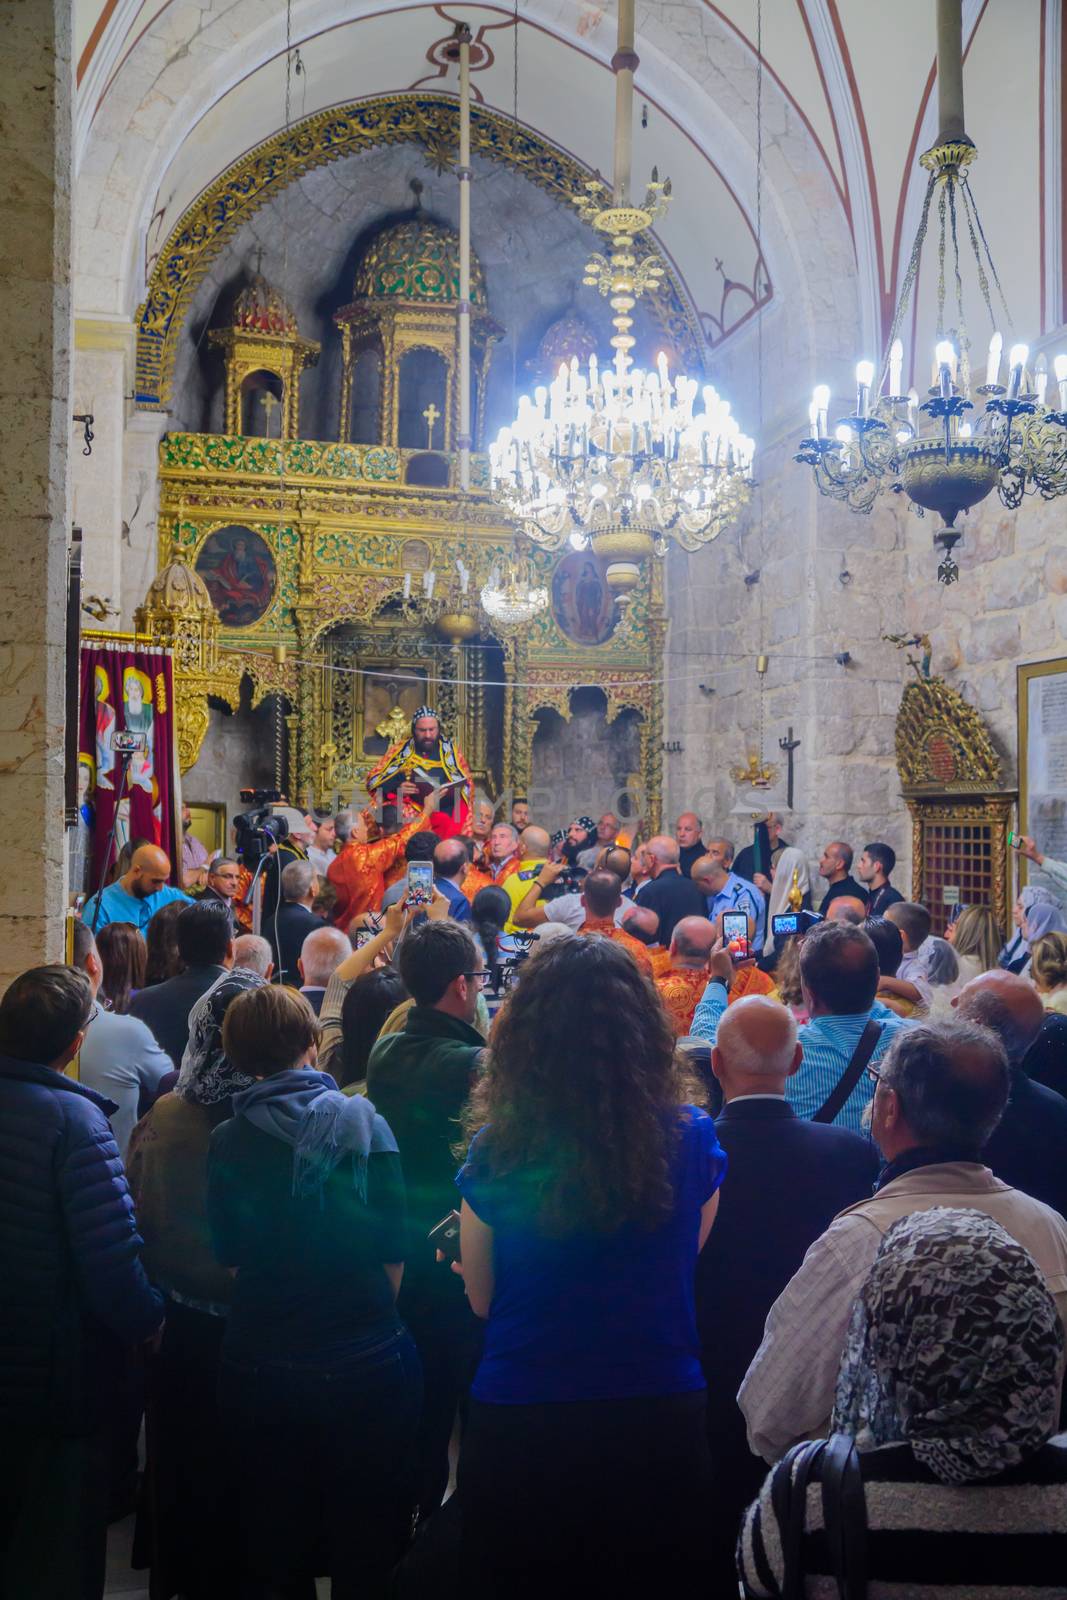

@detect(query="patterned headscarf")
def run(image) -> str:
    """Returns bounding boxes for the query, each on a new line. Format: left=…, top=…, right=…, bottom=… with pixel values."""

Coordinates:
left=411, top=705, right=439, bottom=734
left=174, top=966, right=266, bottom=1106
left=832, top=1208, right=1062, bottom=1484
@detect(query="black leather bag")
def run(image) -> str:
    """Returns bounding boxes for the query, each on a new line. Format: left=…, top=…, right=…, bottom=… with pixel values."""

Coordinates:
left=773, top=1434, right=868, bottom=1600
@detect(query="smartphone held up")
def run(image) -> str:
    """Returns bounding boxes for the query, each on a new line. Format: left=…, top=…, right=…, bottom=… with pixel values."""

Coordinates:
left=721, top=911, right=751, bottom=962
left=405, top=860, right=434, bottom=908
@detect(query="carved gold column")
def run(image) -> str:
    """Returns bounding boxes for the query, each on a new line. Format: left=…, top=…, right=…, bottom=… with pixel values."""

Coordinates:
left=337, top=323, right=354, bottom=443
left=501, top=646, right=516, bottom=796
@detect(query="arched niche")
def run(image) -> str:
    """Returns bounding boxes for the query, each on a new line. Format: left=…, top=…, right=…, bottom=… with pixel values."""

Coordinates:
left=398, top=346, right=449, bottom=449
left=239, top=369, right=285, bottom=437
left=350, top=346, right=381, bottom=445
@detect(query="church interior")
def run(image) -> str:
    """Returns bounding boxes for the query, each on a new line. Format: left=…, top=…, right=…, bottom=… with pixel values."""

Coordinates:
left=6, top=0, right=1065, bottom=978
left=9, top=0, right=1067, bottom=1593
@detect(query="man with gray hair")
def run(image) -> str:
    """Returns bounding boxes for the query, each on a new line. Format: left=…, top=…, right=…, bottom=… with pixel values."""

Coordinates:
left=297, top=925, right=352, bottom=1016
left=633, top=834, right=706, bottom=946
left=696, top=994, right=878, bottom=1587
left=272, top=858, right=324, bottom=987
left=738, top=1017, right=1067, bottom=1466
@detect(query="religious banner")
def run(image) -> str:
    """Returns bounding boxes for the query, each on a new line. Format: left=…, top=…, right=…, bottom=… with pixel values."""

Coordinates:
left=77, top=642, right=182, bottom=896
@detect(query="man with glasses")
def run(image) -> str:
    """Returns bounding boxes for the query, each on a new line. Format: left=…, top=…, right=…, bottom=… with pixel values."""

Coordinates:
left=70, top=918, right=173, bottom=1157
left=0, top=962, right=163, bottom=1596
left=199, top=854, right=241, bottom=929
left=737, top=1018, right=1067, bottom=1467
left=366, top=919, right=485, bottom=1518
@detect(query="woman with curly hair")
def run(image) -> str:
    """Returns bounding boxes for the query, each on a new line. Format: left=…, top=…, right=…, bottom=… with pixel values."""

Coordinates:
left=96, top=920, right=146, bottom=1013
left=143, top=898, right=187, bottom=986
left=453, top=935, right=726, bottom=1596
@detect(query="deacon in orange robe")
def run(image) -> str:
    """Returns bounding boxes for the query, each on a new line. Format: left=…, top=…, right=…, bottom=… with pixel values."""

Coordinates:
left=328, top=793, right=440, bottom=927
left=653, top=916, right=719, bottom=1035
left=576, top=869, right=656, bottom=977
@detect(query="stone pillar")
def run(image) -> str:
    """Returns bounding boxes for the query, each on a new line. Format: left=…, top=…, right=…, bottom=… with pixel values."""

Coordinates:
left=0, top=0, right=73, bottom=982
left=72, top=319, right=132, bottom=623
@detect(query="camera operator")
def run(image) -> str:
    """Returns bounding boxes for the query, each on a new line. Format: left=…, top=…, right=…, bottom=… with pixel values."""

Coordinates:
left=510, top=848, right=658, bottom=940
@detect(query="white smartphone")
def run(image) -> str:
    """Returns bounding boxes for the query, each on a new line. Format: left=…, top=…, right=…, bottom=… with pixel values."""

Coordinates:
left=406, top=860, right=434, bottom=907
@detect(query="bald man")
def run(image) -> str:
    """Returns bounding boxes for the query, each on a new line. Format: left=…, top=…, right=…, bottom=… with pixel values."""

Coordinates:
left=697, top=994, right=878, bottom=1586
left=83, top=842, right=191, bottom=932
left=817, top=840, right=868, bottom=918
left=655, top=916, right=718, bottom=1036
left=297, top=925, right=353, bottom=1016
left=634, top=834, right=706, bottom=948
left=674, top=811, right=705, bottom=877
left=501, top=825, right=552, bottom=932
left=956, top=969, right=1067, bottom=1219
left=825, top=895, right=868, bottom=925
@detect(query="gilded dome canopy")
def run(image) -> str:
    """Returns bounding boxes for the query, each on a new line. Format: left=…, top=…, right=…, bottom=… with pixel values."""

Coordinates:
left=231, top=271, right=300, bottom=335
left=534, top=312, right=599, bottom=377
left=140, top=554, right=215, bottom=618
left=353, top=219, right=485, bottom=307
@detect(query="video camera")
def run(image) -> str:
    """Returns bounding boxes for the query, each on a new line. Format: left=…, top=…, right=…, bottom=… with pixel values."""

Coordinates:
left=488, top=931, right=536, bottom=997
left=233, top=788, right=288, bottom=866
left=770, top=909, right=824, bottom=941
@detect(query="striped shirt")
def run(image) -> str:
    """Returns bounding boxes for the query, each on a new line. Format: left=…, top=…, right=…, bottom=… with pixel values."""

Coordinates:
left=690, top=986, right=912, bottom=1132
left=739, top=1436, right=1067, bottom=1600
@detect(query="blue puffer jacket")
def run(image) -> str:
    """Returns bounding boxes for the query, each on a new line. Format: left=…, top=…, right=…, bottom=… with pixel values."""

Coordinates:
left=0, top=1052, right=163, bottom=1434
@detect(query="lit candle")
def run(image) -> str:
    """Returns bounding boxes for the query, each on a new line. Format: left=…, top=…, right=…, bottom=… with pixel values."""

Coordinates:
left=935, top=340, right=955, bottom=400
left=855, top=359, right=874, bottom=419
left=402, top=572, right=411, bottom=600
left=985, top=331, right=1003, bottom=388
left=808, top=399, right=819, bottom=437
left=888, top=338, right=903, bottom=398
left=1008, top=343, right=1029, bottom=399
left=1055, top=353, right=1067, bottom=411
left=813, top=384, right=830, bottom=440
left=907, top=387, right=919, bottom=426
left=1035, top=354, right=1049, bottom=408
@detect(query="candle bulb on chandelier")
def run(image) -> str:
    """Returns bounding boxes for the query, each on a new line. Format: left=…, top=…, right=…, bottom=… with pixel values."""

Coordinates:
left=813, top=384, right=830, bottom=440
left=985, top=331, right=1003, bottom=388
left=1008, top=343, right=1028, bottom=399
left=888, top=338, right=903, bottom=398
left=1055, top=354, right=1067, bottom=411
left=402, top=572, right=411, bottom=600
left=935, top=340, right=955, bottom=400
left=855, top=359, right=874, bottom=419
left=1035, top=355, right=1049, bottom=408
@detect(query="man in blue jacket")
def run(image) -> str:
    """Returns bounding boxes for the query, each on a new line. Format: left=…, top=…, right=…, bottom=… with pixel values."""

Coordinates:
left=0, top=965, right=163, bottom=1598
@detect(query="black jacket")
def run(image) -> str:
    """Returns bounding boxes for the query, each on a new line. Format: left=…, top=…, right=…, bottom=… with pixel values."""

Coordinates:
left=634, top=867, right=707, bottom=947
left=0, top=1054, right=162, bottom=1433
left=696, top=1098, right=878, bottom=1521
left=818, top=876, right=870, bottom=917
left=270, top=901, right=325, bottom=987
left=983, top=1068, right=1067, bottom=1219
left=129, top=963, right=228, bottom=1068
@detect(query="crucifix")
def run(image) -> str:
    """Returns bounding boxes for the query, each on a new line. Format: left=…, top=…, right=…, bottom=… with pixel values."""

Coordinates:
left=422, top=401, right=441, bottom=449
left=260, top=389, right=280, bottom=438
left=778, top=726, right=801, bottom=811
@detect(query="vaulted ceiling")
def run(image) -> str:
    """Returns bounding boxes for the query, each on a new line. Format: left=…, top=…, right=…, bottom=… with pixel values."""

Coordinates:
left=73, top=0, right=1056, bottom=408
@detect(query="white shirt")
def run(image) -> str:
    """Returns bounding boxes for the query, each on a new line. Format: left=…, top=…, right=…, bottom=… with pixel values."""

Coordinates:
left=308, top=845, right=334, bottom=880
left=78, top=1007, right=173, bottom=1159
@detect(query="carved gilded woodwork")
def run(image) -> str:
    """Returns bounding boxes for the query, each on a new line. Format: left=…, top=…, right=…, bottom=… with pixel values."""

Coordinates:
left=135, top=95, right=703, bottom=410
left=895, top=673, right=1002, bottom=794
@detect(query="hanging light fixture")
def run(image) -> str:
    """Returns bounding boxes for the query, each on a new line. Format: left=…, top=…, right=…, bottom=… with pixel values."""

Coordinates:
left=480, top=548, right=549, bottom=626
left=796, top=0, right=1067, bottom=585
left=488, top=0, right=754, bottom=604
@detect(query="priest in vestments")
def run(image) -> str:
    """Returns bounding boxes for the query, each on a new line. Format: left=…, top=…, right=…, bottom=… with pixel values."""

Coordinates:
left=365, top=706, right=472, bottom=840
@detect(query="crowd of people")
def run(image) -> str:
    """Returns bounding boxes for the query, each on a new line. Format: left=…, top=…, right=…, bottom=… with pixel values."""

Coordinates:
left=7, top=797, right=1067, bottom=1597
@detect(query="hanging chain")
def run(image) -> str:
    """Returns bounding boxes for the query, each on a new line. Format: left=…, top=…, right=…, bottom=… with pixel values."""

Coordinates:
left=960, top=177, right=1015, bottom=334
left=755, top=0, right=767, bottom=770
left=878, top=172, right=937, bottom=390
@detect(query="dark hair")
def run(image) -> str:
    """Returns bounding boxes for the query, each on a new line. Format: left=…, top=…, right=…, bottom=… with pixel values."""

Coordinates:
left=863, top=841, right=896, bottom=878
left=464, top=939, right=699, bottom=1235
left=582, top=869, right=622, bottom=919
left=862, top=916, right=904, bottom=979
left=880, top=1020, right=1010, bottom=1152
left=839, top=842, right=854, bottom=871
left=800, top=921, right=879, bottom=1014
left=176, top=900, right=232, bottom=967
left=405, top=830, right=440, bottom=863
left=889, top=900, right=933, bottom=949
left=470, top=885, right=511, bottom=968
left=144, top=900, right=187, bottom=984
left=71, top=917, right=94, bottom=970
left=221, top=985, right=320, bottom=1077
left=338, top=968, right=408, bottom=1089
left=0, top=965, right=92, bottom=1063
left=434, top=838, right=468, bottom=881
left=96, top=922, right=147, bottom=1014
left=397, top=919, right=479, bottom=1006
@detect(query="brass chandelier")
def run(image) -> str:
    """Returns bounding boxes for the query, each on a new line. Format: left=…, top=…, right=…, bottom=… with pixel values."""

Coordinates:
left=795, top=0, right=1067, bottom=585
left=488, top=0, right=754, bottom=604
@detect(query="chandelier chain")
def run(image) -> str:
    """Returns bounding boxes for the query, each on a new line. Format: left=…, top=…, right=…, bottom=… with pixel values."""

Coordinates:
left=960, top=177, right=1014, bottom=334
left=878, top=173, right=936, bottom=391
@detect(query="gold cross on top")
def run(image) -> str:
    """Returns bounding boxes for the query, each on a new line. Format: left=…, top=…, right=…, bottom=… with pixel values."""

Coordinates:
left=422, top=401, right=441, bottom=449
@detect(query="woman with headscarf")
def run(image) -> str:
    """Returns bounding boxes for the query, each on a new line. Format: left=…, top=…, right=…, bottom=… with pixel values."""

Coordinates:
left=208, top=985, right=420, bottom=1598
left=738, top=1208, right=1067, bottom=1599
left=1000, top=883, right=1064, bottom=972
left=760, top=846, right=812, bottom=967
left=1020, top=900, right=1067, bottom=979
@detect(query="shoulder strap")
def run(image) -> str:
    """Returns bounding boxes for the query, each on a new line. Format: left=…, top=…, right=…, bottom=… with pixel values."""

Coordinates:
left=820, top=1434, right=868, bottom=1600
left=772, top=1440, right=826, bottom=1600
left=813, top=1020, right=881, bottom=1125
